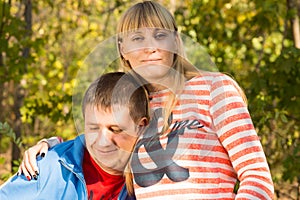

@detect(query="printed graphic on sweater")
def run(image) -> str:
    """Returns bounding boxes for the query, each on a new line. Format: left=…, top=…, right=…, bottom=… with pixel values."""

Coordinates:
left=131, top=107, right=204, bottom=187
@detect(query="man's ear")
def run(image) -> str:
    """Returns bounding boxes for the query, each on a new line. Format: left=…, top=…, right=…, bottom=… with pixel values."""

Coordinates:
left=137, top=117, right=149, bottom=136
left=138, top=117, right=149, bottom=127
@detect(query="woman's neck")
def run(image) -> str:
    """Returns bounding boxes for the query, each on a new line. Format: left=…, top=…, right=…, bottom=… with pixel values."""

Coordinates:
left=146, top=73, right=177, bottom=93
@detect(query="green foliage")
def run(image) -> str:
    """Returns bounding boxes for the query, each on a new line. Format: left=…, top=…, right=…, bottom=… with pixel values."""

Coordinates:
left=247, top=46, right=300, bottom=185
left=0, top=122, right=22, bottom=148
left=283, top=145, right=300, bottom=182
left=0, top=122, right=22, bottom=181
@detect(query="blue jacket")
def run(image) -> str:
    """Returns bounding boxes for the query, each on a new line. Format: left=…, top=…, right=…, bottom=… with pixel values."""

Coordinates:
left=0, top=135, right=135, bottom=200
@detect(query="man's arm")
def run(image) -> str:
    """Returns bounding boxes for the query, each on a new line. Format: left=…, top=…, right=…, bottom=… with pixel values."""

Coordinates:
left=1, top=159, right=42, bottom=199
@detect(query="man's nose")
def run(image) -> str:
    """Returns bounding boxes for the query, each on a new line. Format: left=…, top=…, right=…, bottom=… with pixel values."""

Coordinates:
left=97, top=129, right=113, bottom=146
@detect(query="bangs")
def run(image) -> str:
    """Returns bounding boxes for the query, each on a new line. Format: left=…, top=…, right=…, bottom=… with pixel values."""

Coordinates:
left=118, top=2, right=177, bottom=33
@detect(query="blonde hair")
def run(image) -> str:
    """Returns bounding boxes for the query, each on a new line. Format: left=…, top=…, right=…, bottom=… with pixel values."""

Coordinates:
left=116, top=1, right=200, bottom=194
left=117, top=1, right=199, bottom=126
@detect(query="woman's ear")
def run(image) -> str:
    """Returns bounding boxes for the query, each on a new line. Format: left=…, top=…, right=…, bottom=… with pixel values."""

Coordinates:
left=119, top=42, right=128, bottom=60
left=174, top=33, right=180, bottom=54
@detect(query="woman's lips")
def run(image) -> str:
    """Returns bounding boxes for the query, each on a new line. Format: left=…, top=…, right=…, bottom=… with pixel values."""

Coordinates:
left=142, top=59, right=162, bottom=63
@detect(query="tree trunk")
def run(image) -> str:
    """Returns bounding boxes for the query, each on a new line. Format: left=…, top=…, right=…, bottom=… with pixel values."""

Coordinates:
left=11, top=0, right=32, bottom=171
left=12, top=85, right=24, bottom=170
left=287, top=0, right=300, bottom=48
left=292, top=15, right=300, bottom=48
left=0, top=0, right=8, bottom=123
left=0, top=54, right=4, bottom=122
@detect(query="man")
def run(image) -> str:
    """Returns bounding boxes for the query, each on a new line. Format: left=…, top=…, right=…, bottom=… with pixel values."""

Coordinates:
left=0, top=72, right=149, bottom=200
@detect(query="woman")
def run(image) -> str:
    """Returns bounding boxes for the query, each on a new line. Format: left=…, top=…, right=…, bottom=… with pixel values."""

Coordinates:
left=19, top=1, right=274, bottom=199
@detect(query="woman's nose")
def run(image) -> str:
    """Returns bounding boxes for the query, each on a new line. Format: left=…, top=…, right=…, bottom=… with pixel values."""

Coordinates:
left=143, top=37, right=158, bottom=52
left=144, top=46, right=157, bottom=53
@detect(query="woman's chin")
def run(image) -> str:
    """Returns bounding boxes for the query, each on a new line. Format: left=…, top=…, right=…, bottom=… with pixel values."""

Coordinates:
left=134, top=64, right=171, bottom=81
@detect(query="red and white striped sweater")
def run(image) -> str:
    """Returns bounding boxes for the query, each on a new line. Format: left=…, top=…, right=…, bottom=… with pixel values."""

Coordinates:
left=131, top=72, right=274, bottom=199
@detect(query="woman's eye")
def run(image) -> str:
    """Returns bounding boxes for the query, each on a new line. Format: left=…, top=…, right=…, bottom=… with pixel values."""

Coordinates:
left=155, top=32, right=167, bottom=40
left=132, top=36, right=144, bottom=42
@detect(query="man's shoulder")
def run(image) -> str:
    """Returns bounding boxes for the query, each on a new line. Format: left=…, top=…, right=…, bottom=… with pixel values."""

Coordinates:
left=43, top=135, right=85, bottom=161
left=51, top=135, right=84, bottom=150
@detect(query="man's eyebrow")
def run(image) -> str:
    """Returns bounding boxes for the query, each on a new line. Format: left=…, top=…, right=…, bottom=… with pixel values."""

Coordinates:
left=86, top=122, right=98, bottom=125
left=87, top=122, right=121, bottom=128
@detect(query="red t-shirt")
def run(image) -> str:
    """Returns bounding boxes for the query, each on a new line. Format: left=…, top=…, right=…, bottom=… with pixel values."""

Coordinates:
left=83, top=149, right=125, bottom=200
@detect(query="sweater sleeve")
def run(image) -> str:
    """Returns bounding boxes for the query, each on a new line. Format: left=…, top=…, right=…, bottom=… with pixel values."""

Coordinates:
left=38, top=136, right=63, bottom=148
left=209, top=74, right=274, bottom=199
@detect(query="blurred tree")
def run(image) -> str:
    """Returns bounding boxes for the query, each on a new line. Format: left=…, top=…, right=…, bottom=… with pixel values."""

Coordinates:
left=0, top=0, right=35, bottom=172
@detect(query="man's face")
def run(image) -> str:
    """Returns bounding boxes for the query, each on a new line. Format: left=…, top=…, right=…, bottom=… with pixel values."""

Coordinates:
left=84, top=104, right=141, bottom=175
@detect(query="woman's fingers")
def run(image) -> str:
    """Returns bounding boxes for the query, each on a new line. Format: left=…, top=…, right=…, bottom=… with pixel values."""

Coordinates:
left=24, top=147, right=39, bottom=179
left=19, top=160, right=32, bottom=181
left=18, top=141, right=49, bottom=180
left=39, top=141, right=49, bottom=158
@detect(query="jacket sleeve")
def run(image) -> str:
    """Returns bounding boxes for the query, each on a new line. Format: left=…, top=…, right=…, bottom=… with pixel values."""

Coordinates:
left=210, top=74, right=274, bottom=199
left=38, top=136, right=63, bottom=148
left=1, top=139, right=85, bottom=200
left=0, top=173, right=39, bottom=200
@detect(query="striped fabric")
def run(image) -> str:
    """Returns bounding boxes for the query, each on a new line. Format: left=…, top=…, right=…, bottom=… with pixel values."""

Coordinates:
left=131, top=72, right=274, bottom=200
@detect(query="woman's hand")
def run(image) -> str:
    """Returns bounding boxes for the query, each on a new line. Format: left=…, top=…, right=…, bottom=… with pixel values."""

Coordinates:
left=17, top=141, right=49, bottom=180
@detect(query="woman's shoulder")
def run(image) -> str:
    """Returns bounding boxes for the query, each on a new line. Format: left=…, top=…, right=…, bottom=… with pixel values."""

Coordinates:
left=187, top=71, right=235, bottom=84
left=188, top=71, right=247, bottom=103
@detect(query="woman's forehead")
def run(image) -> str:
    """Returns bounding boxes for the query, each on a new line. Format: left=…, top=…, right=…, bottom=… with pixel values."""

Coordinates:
left=120, top=27, right=173, bottom=36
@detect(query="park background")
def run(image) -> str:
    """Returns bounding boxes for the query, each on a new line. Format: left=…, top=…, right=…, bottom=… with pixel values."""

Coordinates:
left=0, top=0, right=299, bottom=199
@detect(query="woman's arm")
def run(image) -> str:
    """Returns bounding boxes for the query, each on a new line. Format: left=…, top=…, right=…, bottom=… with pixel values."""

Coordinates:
left=210, top=74, right=274, bottom=199
left=17, top=136, right=63, bottom=180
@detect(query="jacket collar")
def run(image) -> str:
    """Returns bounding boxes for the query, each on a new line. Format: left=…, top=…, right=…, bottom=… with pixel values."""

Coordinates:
left=59, top=134, right=86, bottom=178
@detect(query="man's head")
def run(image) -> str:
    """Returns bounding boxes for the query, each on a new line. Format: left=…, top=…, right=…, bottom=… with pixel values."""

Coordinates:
left=82, top=72, right=150, bottom=174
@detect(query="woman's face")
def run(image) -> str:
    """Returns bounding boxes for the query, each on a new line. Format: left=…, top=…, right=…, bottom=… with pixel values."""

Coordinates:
left=120, top=28, right=177, bottom=82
